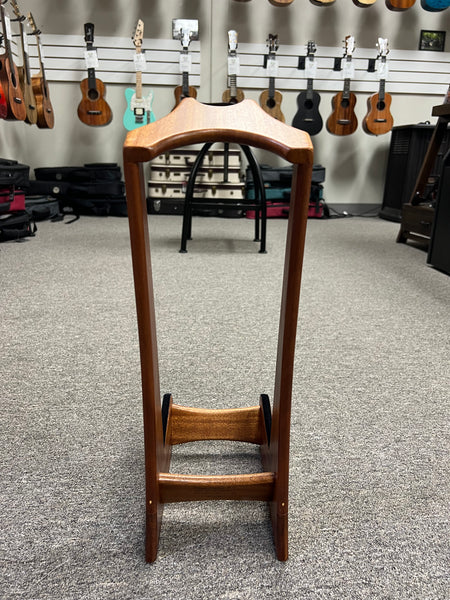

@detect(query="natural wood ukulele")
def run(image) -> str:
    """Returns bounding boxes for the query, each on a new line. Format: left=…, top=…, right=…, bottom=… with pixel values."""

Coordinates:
left=173, top=27, right=197, bottom=107
left=385, top=0, right=415, bottom=9
left=326, top=35, right=358, bottom=136
left=259, top=33, right=285, bottom=122
left=77, top=22, right=112, bottom=127
left=292, top=41, right=323, bottom=135
left=363, top=38, right=393, bottom=136
left=222, top=30, right=244, bottom=104
left=27, top=12, right=54, bottom=129
left=10, top=0, right=37, bottom=124
left=0, top=0, right=25, bottom=121
left=123, top=19, right=155, bottom=131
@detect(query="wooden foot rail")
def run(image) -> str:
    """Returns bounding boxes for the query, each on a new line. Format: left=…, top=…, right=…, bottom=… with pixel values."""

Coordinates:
left=123, top=98, right=313, bottom=563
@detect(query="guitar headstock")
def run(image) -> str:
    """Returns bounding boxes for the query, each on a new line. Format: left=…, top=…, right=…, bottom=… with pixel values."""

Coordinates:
left=133, top=19, right=144, bottom=48
left=27, top=11, right=40, bottom=35
left=10, top=0, right=22, bottom=20
left=84, top=22, right=95, bottom=47
left=307, top=41, right=317, bottom=58
left=228, top=30, right=238, bottom=54
left=180, top=27, right=193, bottom=50
left=343, top=35, right=355, bottom=58
left=267, top=33, right=279, bottom=56
left=377, top=37, right=389, bottom=59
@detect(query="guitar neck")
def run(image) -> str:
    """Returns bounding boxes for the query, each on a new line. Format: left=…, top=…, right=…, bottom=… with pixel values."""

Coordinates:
left=306, top=78, right=313, bottom=100
left=229, top=73, right=237, bottom=98
left=269, top=76, right=275, bottom=100
left=378, top=79, right=386, bottom=102
left=182, top=71, right=190, bottom=96
left=343, top=78, right=351, bottom=100
left=1, top=8, right=15, bottom=68
left=87, top=67, right=97, bottom=91
left=18, top=21, right=32, bottom=85
left=135, top=70, right=142, bottom=100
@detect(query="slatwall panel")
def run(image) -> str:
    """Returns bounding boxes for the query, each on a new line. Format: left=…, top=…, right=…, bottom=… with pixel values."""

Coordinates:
left=21, top=34, right=450, bottom=96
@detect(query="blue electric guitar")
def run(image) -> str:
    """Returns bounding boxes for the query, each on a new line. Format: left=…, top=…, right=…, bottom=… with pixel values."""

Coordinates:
left=123, top=20, right=155, bottom=131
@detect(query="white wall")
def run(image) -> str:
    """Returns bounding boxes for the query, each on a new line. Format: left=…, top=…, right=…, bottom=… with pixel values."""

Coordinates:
left=1, top=0, right=449, bottom=207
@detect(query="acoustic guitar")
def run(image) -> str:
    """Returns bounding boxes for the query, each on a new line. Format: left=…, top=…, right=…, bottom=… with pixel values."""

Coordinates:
left=10, top=0, right=37, bottom=124
left=123, top=19, right=155, bottom=131
left=292, top=41, right=323, bottom=135
left=27, top=12, right=54, bottom=129
left=77, top=22, right=112, bottom=127
left=222, top=30, right=244, bottom=104
left=259, top=33, right=285, bottom=122
left=326, top=35, right=358, bottom=136
left=173, top=27, right=197, bottom=107
left=0, top=0, right=26, bottom=121
left=385, top=0, right=415, bottom=9
left=363, top=38, right=393, bottom=136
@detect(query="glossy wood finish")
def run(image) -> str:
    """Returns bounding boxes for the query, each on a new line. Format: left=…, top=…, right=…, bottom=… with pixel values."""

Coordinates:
left=77, top=78, right=112, bottom=126
left=123, top=98, right=313, bottom=563
left=362, top=92, right=393, bottom=136
left=385, top=0, right=415, bottom=9
left=326, top=91, right=358, bottom=136
left=259, top=89, right=285, bottom=123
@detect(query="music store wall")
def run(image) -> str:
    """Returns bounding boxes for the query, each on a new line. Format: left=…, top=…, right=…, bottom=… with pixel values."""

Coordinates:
left=0, top=0, right=449, bottom=210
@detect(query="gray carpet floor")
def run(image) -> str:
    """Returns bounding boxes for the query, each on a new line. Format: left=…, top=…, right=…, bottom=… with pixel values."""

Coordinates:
left=1, top=214, right=449, bottom=600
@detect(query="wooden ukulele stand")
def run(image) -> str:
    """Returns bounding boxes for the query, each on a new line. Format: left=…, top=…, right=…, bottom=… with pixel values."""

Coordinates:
left=123, top=98, right=313, bottom=562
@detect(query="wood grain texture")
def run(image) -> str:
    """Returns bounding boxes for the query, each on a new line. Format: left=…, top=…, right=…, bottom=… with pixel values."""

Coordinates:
left=326, top=91, right=358, bottom=136
left=0, top=56, right=26, bottom=121
left=362, top=92, right=393, bottom=136
left=385, top=0, right=415, bottom=9
left=222, top=87, right=245, bottom=104
left=77, top=78, right=112, bottom=127
left=167, top=404, right=264, bottom=445
left=31, top=73, right=54, bottom=129
left=259, top=89, right=285, bottom=123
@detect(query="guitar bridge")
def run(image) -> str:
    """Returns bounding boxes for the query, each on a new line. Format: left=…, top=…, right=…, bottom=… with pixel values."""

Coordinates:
left=337, top=119, right=351, bottom=125
left=374, top=118, right=387, bottom=123
left=87, top=110, right=102, bottom=115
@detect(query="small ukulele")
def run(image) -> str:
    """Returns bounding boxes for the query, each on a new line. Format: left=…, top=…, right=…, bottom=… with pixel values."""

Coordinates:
left=0, top=0, right=26, bottom=121
left=420, top=0, right=450, bottom=11
left=385, top=0, right=415, bottom=9
left=259, top=33, right=285, bottom=122
left=353, top=0, right=377, bottom=6
left=222, top=30, right=244, bottom=104
left=363, top=38, right=393, bottom=136
left=326, top=35, right=358, bottom=136
left=173, top=27, right=197, bottom=107
left=27, top=12, right=54, bottom=129
left=309, top=0, right=336, bottom=6
left=77, top=22, right=112, bottom=127
left=11, top=0, right=37, bottom=125
left=292, top=41, right=323, bottom=135
left=123, top=19, right=155, bottom=131
left=268, top=0, right=294, bottom=5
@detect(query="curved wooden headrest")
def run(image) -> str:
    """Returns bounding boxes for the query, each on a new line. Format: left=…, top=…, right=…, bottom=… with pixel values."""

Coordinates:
left=124, top=98, right=313, bottom=165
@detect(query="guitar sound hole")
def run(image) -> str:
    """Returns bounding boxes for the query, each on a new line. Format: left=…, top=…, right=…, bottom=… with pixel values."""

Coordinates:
left=340, top=99, right=350, bottom=109
left=88, top=89, right=99, bottom=101
left=304, top=99, right=313, bottom=110
left=377, top=101, right=386, bottom=111
left=266, top=98, right=276, bottom=109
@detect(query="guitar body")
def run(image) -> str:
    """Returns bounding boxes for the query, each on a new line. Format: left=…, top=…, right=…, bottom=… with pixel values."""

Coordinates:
left=385, top=0, right=415, bottom=9
left=77, top=77, right=112, bottom=126
left=123, top=88, right=155, bottom=130
left=309, top=0, right=336, bottom=5
left=292, top=90, right=323, bottom=135
left=268, top=0, right=294, bottom=5
left=0, top=80, right=8, bottom=119
left=353, top=0, right=377, bottom=5
left=420, top=0, right=450, bottom=10
left=18, top=66, right=37, bottom=125
left=259, top=89, right=285, bottom=122
left=326, top=91, right=358, bottom=136
left=0, top=54, right=26, bottom=121
left=174, top=85, right=197, bottom=107
left=31, top=74, right=55, bottom=129
left=222, top=88, right=245, bottom=104
left=363, top=92, right=393, bottom=136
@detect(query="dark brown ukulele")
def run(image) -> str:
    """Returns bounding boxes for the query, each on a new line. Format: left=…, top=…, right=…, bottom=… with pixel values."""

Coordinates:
left=222, top=30, right=244, bottom=104
left=0, top=0, right=26, bottom=121
left=363, top=38, right=393, bottom=136
left=259, top=33, right=285, bottom=122
left=77, top=22, right=112, bottom=126
left=11, top=0, right=37, bottom=124
left=173, top=26, right=197, bottom=107
left=326, top=36, right=358, bottom=136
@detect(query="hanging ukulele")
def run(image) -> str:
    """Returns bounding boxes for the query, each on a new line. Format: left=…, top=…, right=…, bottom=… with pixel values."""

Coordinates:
left=10, top=0, right=37, bottom=125
left=222, top=30, right=244, bottom=104
left=27, top=12, right=54, bottom=129
left=292, top=41, right=323, bottom=135
left=173, top=26, right=197, bottom=107
left=77, top=22, right=112, bottom=127
left=326, top=35, right=358, bottom=136
left=420, top=0, right=450, bottom=11
left=259, top=33, right=285, bottom=122
left=0, top=0, right=25, bottom=121
left=363, top=38, right=393, bottom=136
left=123, top=19, right=155, bottom=131
left=385, top=0, right=415, bottom=9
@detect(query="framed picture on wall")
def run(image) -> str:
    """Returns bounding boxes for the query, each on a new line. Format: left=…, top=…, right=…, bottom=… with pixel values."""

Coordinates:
left=419, top=30, right=446, bottom=52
